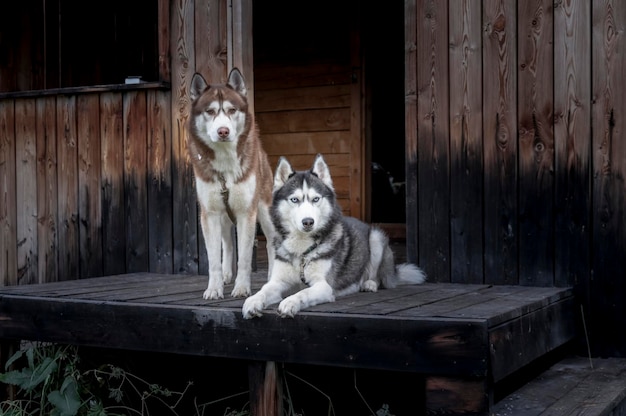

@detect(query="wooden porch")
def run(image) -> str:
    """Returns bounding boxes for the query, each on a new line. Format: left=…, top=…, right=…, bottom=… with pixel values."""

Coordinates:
left=0, top=243, right=578, bottom=415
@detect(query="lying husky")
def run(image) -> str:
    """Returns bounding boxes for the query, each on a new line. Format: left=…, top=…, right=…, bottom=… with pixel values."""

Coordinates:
left=242, top=154, right=426, bottom=318
left=188, top=68, right=275, bottom=300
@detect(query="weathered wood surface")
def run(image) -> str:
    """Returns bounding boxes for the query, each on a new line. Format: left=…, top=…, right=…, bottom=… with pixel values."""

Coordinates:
left=493, top=356, right=626, bottom=416
left=449, top=0, right=484, bottom=284
left=482, top=0, right=518, bottom=286
left=0, top=100, right=17, bottom=287
left=415, top=0, right=451, bottom=282
left=591, top=0, right=626, bottom=360
left=0, top=273, right=574, bottom=379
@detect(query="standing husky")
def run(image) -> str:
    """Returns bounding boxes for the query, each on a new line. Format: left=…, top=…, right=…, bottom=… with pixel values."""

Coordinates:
left=242, top=154, right=426, bottom=318
left=188, top=68, right=275, bottom=300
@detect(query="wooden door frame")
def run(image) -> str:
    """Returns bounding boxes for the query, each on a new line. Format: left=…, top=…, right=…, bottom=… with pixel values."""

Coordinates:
left=228, top=0, right=254, bottom=110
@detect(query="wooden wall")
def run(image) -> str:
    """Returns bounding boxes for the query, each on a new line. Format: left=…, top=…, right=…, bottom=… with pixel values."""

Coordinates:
left=0, top=88, right=173, bottom=285
left=255, top=65, right=354, bottom=215
left=253, top=0, right=359, bottom=217
left=404, top=0, right=626, bottom=356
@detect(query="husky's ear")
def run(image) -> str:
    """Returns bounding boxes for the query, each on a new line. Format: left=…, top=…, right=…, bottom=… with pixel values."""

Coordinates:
left=190, top=73, right=208, bottom=102
left=311, top=154, right=333, bottom=190
left=227, top=68, right=247, bottom=97
left=274, top=157, right=294, bottom=190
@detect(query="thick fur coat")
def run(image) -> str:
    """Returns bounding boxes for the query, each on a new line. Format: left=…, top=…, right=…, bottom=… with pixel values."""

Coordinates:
left=188, top=68, right=275, bottom=299
left=242, top=154, right=426, bottom=318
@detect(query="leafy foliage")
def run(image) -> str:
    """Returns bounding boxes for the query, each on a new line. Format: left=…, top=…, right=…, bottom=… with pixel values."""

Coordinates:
left=0, top=343, right=395, bottom=416
left=0, top=343, right=195, bottom=416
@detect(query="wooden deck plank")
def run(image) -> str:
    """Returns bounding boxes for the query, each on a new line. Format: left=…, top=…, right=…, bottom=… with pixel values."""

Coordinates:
left=493, top=357, right=626, bottom=416
left=0, top=273, right=576, bottom=387
left=0, top=293, right=488, bottom=377
left=0, top=272, right=577, bottom=415
left=444, top=287, right=573, bottom=326
left=345, top=284, right=477, bottom=315
left=490, top=298, right=576, bottom=382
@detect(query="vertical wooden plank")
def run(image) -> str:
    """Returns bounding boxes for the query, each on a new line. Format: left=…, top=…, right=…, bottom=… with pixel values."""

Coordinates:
left=172, top=0, right=200, bottom=274
left=157, top=0, right=171, bottom=82
left=230, top=0, right=254, bottom=105
left=123, top=91, right=149, bottom=273
left=449, top=0, right=483, bottom=284
left=553, top=0, right=591, bottom=290
left=147, top=90, right=174, bottom=273
left=350, top=7, right=364, bottom=220
left=36, top=97, right=58, bottom=283
left=0, top=100, right=17, bottom=286
left=56, top=95, right=79, bottom=281
left=195, top=0, right=228, bottom=82
left=482, top=0, right=518, bottom=285
left=417, top=0, right=450, bottom=282
left=195, top=0, right=228, bottom=273
left=517, top=0, right=554, bottom=286
left=15, top=99, right=38, bottom=285
left=404, top=0, right=419, bottom=265
left=77, top=94, right=103, bottom=278
left=591, top=0, right=626, bottom=357
left=248, top=361, right=283, bottom=416
left=101, top=92, right=126, bottom=275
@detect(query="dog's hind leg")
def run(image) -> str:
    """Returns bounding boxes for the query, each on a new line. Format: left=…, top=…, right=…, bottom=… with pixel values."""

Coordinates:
left=256, top=202, right=275, bottom=279
left=361, top=228, right=388, bottom=292
left=231, top=213, right=257, bottom=298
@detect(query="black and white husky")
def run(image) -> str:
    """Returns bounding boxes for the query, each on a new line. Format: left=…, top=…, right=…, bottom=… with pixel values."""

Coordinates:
left=242, top=154, right=426, bottom=318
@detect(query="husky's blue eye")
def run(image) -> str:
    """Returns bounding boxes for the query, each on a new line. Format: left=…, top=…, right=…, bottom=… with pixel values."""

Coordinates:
left=289, top=197, right=299, bottom=204
left=311, top=196, right=320, bottom=203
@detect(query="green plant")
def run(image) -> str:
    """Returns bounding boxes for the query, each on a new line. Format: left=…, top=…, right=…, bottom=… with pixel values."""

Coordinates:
left=0, top=343, right=395, bottom=416
left=0, top=342, right=194, bottom=416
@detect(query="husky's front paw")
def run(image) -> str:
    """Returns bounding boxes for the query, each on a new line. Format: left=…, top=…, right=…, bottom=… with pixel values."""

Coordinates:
left=242, top=295, right=265, bottom=319
left=277, top=297, right=301, bottom=318
left=203, top=287, right=224, bottom=300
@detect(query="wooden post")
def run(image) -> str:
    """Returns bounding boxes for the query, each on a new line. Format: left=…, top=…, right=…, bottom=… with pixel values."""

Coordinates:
left=248, top=361, right=283, bottom=416
left=426, top=376, right=491, bottom=415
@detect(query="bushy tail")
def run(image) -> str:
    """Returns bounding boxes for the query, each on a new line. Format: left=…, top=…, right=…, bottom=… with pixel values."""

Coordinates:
left=395, top=263, right=427, bottom=285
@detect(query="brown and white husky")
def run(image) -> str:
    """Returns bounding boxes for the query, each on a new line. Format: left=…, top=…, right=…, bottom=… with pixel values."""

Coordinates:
left=188, top=68, right=275, bottom=299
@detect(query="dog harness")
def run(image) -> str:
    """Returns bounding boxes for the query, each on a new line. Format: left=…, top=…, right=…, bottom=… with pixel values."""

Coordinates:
left=218, top=173, right=237, bottom=225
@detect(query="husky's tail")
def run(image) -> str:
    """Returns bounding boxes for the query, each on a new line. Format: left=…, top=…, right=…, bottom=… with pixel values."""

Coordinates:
left=395, top=263, right=427, bottom=285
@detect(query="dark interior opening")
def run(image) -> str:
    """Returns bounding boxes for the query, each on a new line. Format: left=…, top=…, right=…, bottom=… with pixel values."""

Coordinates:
left=364, top=3, right=407, bottom=224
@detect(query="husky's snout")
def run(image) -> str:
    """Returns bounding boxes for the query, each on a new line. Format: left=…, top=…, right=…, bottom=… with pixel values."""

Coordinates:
left=217, top=127, right=230, bottom=140
left=301, top=217, right=314, bottom=232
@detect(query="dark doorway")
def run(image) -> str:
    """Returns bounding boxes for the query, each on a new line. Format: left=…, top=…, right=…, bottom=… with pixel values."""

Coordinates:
left=363, top=3, right=407, bottom=225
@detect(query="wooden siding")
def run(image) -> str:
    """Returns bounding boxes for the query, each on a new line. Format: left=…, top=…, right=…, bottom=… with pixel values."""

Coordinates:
left=1, top=89, right=174, bottom=284
left=255, top=64, right=354, bottom=214
left=404, top=0, right=625, bottom=356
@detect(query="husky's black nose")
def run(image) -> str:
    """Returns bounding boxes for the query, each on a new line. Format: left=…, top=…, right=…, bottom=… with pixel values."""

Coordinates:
left=302, top=218, right=314, bottom=231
